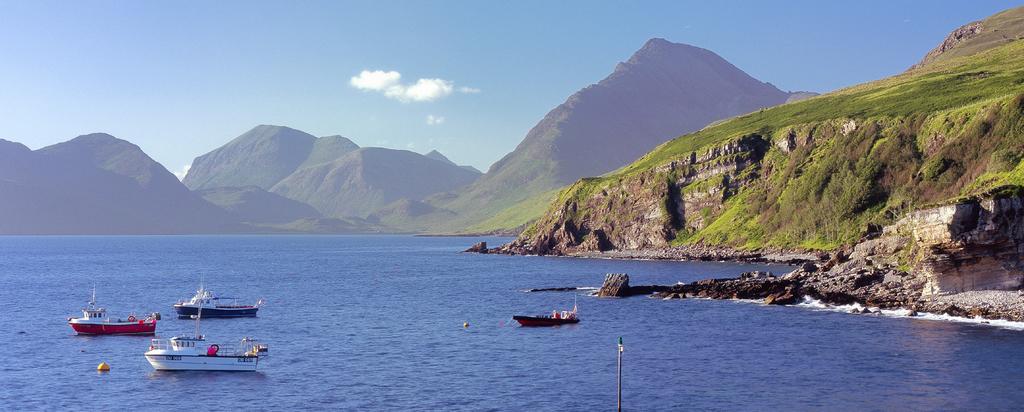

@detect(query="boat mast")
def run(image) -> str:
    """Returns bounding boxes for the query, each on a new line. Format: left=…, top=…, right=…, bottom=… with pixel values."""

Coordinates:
left=195, top=285, right=203, bottom=338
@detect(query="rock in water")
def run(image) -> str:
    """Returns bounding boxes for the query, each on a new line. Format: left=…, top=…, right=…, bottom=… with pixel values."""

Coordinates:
left=598, top=273, right=630, bottom=297
left=763, top=287, right=797, bottom=305
left=464, top=241, right=488, bottom=254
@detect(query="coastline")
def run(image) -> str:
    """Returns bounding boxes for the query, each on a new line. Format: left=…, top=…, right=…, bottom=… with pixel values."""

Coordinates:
left=589, top=267, right=1024, bottom=323
left=483, top=194, right=1024, bottom=324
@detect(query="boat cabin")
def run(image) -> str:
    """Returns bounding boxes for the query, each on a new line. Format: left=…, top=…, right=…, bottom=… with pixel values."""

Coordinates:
left=82, top=306, right=107, bottom=320
left=150, top=336, right=205, bottom=352
left=183, top=288, right=216, bottom=306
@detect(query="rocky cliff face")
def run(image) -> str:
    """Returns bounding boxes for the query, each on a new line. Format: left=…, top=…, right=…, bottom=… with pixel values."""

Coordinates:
left=910, top=21, right=984, bottom=70
left=839, top=195, right=1024, bottom=297
left=499, top=134, right=769, bottom=255
left=632, top=194, right=1024, bottom=320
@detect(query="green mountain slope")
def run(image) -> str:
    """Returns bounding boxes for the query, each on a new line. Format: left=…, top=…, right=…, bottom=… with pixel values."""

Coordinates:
left=505, top=32, right=1024, bottom=255
left=269, top=147, right=480, bottom=218
left=183, top=125, right=322, bottom=190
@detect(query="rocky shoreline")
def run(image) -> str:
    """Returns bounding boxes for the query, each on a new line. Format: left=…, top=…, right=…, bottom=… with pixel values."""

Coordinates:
left=571, top=247, right=819, bottom=265
left=477, top=194, right=1024, bottom=323
left=471, top=241, right=821, bottom=264
left=590, top=269, right=1024, bottom=322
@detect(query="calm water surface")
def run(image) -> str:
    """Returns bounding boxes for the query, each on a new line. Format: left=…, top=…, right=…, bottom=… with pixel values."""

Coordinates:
left=2, top=235, right=1023, bottom=410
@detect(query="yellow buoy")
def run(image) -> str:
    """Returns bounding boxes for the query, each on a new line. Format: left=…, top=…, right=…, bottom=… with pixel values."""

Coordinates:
left=97, top=362, right=110, bottom=372
left=463, top=322, right=469, bottom=328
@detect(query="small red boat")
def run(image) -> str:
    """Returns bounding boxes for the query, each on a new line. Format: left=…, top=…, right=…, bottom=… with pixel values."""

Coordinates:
left=514, top=301, right=579, bottom=327
left=68, top=289, right=158, bottom=335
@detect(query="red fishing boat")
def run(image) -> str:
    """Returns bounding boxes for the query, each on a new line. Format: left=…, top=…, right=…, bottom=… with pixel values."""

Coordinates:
left=68, top=289, right=158, bottom=335
left=514, top=300, right=579, bottom=327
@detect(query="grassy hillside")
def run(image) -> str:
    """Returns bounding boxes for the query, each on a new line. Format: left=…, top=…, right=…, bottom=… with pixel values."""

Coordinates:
left=518, top=38, right=1024, bottom=252
left=463, top=189, right=560, bottom=234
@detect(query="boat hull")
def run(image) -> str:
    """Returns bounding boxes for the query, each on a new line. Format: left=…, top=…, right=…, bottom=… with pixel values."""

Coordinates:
left=145, top=353, right=260, bottom=371
left=69, top=320, right=156, bottom=335
left=513, top=316, right=580, bottom=327
left=174, top=305, right=258, bottom=318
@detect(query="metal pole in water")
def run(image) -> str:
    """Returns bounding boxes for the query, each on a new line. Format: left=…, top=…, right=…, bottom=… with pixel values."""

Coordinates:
left=617, top=336, right=623, bottom=411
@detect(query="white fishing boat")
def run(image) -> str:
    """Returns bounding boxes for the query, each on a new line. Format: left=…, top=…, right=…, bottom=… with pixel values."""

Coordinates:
left=144, top=296, right=267, bottom=371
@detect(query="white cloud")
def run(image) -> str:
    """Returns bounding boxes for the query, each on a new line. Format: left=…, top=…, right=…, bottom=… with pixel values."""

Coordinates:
left=426, top=114, right=445, bottom=125
left=173, top=164, right=191, bottom=181
left=402, top=78, right=453, bottom=102
left=350, top=69, right=474, bottom=103
left=350, top=70, right=402, bottom=91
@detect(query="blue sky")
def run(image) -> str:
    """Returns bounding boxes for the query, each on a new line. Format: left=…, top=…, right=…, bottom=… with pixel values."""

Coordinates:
left=0, top=1, right=1019, bottom=175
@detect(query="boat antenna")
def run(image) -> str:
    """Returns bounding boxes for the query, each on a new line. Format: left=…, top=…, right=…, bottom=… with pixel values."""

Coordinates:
left=90, top=285, right=96, bottom=307
left=195, top=282, right=203, bottom=339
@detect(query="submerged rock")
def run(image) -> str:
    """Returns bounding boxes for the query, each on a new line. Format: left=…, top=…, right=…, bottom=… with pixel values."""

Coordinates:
left=464, top=241, right=488, bottom=254
left=527, top=287, right=578, bottom=292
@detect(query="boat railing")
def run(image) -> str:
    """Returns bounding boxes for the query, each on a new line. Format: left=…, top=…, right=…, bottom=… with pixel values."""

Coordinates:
left=149, top=339, right=169, bottom=351
left=239, top=337, right=268, bottom=356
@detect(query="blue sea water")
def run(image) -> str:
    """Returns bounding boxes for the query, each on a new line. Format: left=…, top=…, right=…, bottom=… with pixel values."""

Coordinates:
left=2, top=235, right=1024, bottom=411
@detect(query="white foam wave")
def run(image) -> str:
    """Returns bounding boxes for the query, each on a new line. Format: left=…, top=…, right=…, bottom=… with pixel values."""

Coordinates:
left=795, top=297, right=1024, bottom=330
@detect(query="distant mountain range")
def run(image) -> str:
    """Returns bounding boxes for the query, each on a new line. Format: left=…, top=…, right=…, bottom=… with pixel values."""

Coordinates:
left=183, top=124, right=480, bottom=220
left=0, top=134, right=236, bottom=234
left=269, top=146, right=480, bottom=218
left=0, top=38, right=824, bottom=235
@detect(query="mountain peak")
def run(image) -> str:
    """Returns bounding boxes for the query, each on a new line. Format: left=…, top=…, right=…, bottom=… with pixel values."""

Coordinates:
left=0, top=138, right=31, bottom=155
left=184, top=125, right=318, bottom=190
left=626, top=38, right=707, bottom=64
left=299, top=134, right=360, bottom=169
left=641, top=37, right=672, bottom=49
left=47, top=132, right=142, bottom=156
left=319, top=134, right=357, bottom=146
left=67, top=132, right=124, bottom=145
left=424, top=149, right=456, bottom=165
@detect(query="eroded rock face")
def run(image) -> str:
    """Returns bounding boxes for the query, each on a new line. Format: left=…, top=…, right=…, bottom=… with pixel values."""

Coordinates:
left=499, top=135, right=769, bottom=255
left=909, top=21, right=984, bottom=70
left=825, top=195, right=1024, bottom=298
left=899, top=197, right=1024, bottom=296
